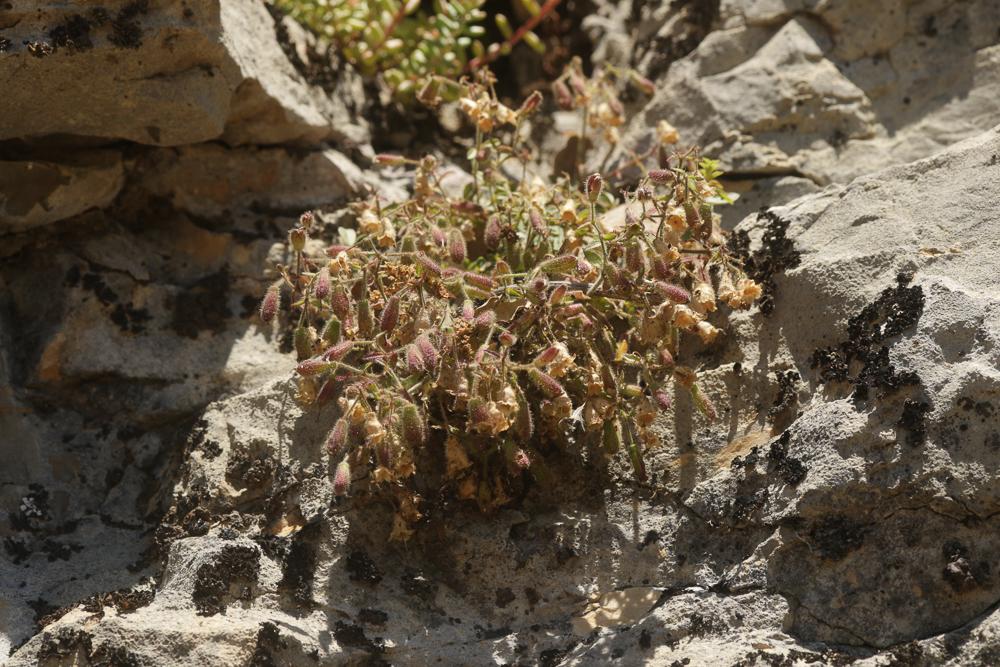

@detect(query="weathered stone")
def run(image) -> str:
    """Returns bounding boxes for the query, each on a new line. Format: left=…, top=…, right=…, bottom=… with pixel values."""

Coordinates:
left=0, top=0, right=367, bottom=147
left=0, top=151, right=124, bottom=233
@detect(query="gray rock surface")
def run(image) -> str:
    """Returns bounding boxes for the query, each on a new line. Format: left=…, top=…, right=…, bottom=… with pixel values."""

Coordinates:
left=4, top=0, right=1000, bottom=664
left=596, top=0, right=1000, bottom=224
left=8, top=118, right=1000, bottom=665
left=0, top=0, right=367, bottom=147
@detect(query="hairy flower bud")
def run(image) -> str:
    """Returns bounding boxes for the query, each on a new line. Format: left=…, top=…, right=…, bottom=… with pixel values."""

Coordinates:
left=499, top=331, right=517, bottom=347
left=656, top=282, right=690, bottom=303
left=513, top=449, right=531, bottom=469
left=513, top=384, right=533, bottom=440
left=529, top=208, right=547, bottom=237
left=299, top=211, right=315, bottom=229
left=259, top=284, right=280, bottom=323
left=326, top=418, right=349, bottom=460
left=484, top=216, right=503, bottom=250
left=539, top=254, right=577, bottom=275
left=648, top=169, right=673, bottom=185
left=463, top=272, right=496, bottom=291
left=474, top=310, right=496, bottom=330
left=448, top=230, right=467, bottom=264
left=461, top=299, right=475, bottom=321
left=415, top=334, right=439, bottom=369
left=296, top=357, right=329, bottom=376
left=630, top=71, right=656, bottom=95
left=313, top=267, right=331, bottom=300
left=406, top=344, right=426, bottom=373
left=400, top=403, right=424, bottom=447
left=659, top=348, right=675, bottom=368
left=625, top=241, right=645, bottom=275
left=331, top=287, right=351, bottom=319
left=528, top=368, right=566, bottom=398
left=325, top=244, right=350, bottom=257
left=654, top=390, right=672, bottom=411
left=294, top=326, right=314, bottom=360
left=380, top=294, right=400, bottom=334
left=415, top=252, right=442, bottom=276
left=322, top=340, right=353, bottom=362
left=548, top=284, right=568, bottom=305
left=586, top=173, right=603, bottom=203
left=322, top=316, right=341, bottom=345
left=333, top=458, right=351, bottom=496
left=652, top=257, right=672, bottom=280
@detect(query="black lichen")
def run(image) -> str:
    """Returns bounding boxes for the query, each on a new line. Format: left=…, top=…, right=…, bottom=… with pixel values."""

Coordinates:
left=728, top=209, right=801, bottom=316
left=345, top=549, right=382, bottom=584
left=811, top=272, right=925, bottom=402
left=808, top=516, right=866, bottom=561
left=766, top=431, right=807, bottom=486
left=192, top=544, right=261, bottom=616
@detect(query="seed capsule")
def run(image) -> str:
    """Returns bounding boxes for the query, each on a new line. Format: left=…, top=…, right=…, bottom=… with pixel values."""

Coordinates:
left=332, top=458, right=351, bottom=496
left=259, top=285, right=280, bottom=323
left=602, top=418, right=622, bottom=454
left=380, top=294, right=400, bottom=334
left=289, top=227, right=307, bottom=252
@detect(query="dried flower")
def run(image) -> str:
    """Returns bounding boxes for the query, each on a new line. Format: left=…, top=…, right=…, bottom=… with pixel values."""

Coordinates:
left=289, top=227, right=307, bottom=252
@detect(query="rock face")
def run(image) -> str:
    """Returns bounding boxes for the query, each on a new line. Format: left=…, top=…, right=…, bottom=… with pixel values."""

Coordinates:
left=595, top=0, right=1000, bottom=224
left=4, top=0, right=1000, bottom=664
left=0, top=0, right=367, bottom=147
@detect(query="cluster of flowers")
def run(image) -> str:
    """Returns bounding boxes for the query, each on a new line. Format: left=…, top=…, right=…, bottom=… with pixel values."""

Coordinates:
left=259, top=71, right=760, bottom=539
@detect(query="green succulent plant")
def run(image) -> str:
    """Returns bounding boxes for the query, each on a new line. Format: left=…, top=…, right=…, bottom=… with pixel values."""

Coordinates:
left=275, top=0, right=556, bottom=97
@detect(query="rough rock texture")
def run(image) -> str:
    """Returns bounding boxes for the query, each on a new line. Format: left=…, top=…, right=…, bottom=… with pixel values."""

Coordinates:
left=9, top=111, right=1000, bottom=662
left=0, top=0, right=367, bottom=147
left=5, top=0, right=1000, bottom=664
left=593, top=0, right=1000, bottom=224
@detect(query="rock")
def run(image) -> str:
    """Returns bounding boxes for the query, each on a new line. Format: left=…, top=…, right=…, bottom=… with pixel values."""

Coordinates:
left=8, top=127, right=1000, bottom=663
left=609, top=0, right=1000, bottom=223
left=0, top=0, right=367, bottom=147
left=0, top=151, right=124, bottom=233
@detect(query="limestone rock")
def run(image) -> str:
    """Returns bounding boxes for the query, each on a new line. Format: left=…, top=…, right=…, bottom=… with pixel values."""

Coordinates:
left=0, top=0, right=367, bottom=147
left=8, top=127, right=1000, bottom=664
left=609, top=0, right=1000, bottom=223
left=0, top=151, right=124, bottom=233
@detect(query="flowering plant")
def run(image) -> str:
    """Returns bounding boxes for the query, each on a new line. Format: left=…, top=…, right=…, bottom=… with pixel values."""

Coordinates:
left=259, top=69, right=760, bottom=539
